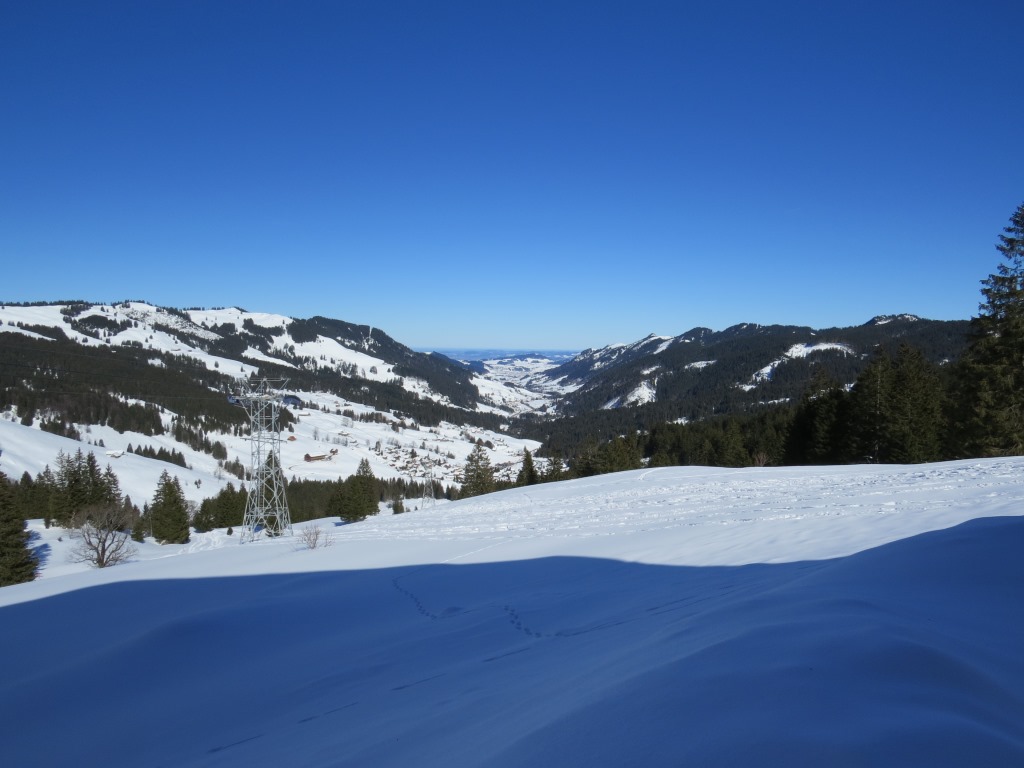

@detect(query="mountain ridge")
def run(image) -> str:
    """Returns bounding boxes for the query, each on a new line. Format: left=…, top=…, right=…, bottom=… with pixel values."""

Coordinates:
left=1, top=300, right=971, bottom=487
left=532, top=313, right=968, bottom=421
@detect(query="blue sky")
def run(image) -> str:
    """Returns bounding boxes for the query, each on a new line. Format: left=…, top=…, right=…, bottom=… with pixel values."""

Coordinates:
left=2, top=1, right=1022, bottom=350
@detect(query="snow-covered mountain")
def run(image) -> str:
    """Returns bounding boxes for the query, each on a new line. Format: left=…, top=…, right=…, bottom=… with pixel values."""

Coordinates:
left=534, top=316, right=969, bottom=419
left=0, top=301, right=970, bottom=499
left=0, top=301, right=520, bottom=411
left=2, top=457, right=1022, bottom=766
left=0, top=301, right=543, bottom=493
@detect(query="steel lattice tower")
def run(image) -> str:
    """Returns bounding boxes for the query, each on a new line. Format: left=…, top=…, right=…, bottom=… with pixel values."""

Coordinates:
left=231, top=378, right=292, bottom=542
left=421, top=460, right=436, bottom=508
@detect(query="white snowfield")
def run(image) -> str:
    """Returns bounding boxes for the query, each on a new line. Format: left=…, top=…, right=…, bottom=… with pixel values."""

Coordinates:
left=2, top=458, right=1023, bottom=767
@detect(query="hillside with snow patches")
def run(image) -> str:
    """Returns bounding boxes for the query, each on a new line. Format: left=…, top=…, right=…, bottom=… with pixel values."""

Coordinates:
left=537, top=316, right=968, bottom=419
left=1, top=458, right=1023, bottom=766
left=0, top=302, right=548, bottom=493
left=1, top=303, right=967, bottom=432
left=0, top=301, right=974, bottom=512
left=0, top=302, right=544, bottom=414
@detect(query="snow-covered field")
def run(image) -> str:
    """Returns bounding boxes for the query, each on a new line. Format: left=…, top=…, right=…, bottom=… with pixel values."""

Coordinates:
left=2, top=458, right=1023, bottom=766
left=0, top=388, right=541, bottom=500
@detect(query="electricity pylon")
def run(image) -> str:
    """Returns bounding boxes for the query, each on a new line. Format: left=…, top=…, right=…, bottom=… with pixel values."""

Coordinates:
left=421, top=459, right=436, bottom=508
left=229, top=378, right=292, bottom=542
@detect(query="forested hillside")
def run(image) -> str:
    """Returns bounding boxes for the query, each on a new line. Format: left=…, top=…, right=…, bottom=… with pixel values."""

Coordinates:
left=530, top=202, right=1024, bottom=474
left=0, top=302, right=505, bottom=439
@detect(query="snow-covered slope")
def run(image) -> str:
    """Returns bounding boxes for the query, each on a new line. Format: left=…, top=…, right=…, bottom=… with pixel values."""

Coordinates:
left=2, top=458, right=1022, bottom=767
left=0, top=301, right=544, bottom=488
left=0, top=301, right=489, bottom=408
left=0, top=395, right=539, bottom=495
left=741, top=341, right=855, bottom=390
left=533, top=316, right=967, bottom=416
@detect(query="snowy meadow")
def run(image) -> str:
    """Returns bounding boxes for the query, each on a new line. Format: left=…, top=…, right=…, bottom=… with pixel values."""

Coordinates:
left=2, top=459, right=1023, bottom=766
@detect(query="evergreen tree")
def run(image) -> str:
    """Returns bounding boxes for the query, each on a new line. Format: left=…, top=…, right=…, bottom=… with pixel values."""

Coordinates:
left=15, top=471, right=49, bottom=523
left=132, top=503, right=149, bottom=542
left=717, top=420, right=749, bottom=467
left=460, top=444, right=495, bottom=498
left=46, top=450, right=123, bottom=528
left=353, top=459, right=381, bottom=517
left=516, top=449, right=539, bottom=486
left=848, top=349, right=894, bottom=462
left=329, top=461, right=379, bottom=523
left=785, top=369, right=849, bottom=464
left=82, top=451, right=106, bottom=507
left=598, top=436, right=644, bottom=473
left=190, top=502, right=217, bottom=533
left=543, top=454, right=566, bottom=482
left=150, top=471, right=190, bottom=544
left=888, top=344, right=945, bottom=463
left=955, top=201, right=1024, bottom=456
left=100, top=465, right=123, bottom=507
left=196, top=483, right=247, bottom=530
left=847, top=345, right=946, bottom=464
left=51, top=450, right=87, bottom=527
left=0, top=472, right=36, bottom=586
left=36, top=465, right=56, bottom=528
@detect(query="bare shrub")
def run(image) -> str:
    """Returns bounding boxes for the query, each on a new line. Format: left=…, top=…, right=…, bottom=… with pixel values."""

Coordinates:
left=298, top=523, right=334, bottom=550
left=69, top=505, right=137, bottom=568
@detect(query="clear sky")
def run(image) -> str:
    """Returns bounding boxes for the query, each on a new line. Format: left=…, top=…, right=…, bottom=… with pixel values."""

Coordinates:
left=2, top=1, right=1022, bottom=350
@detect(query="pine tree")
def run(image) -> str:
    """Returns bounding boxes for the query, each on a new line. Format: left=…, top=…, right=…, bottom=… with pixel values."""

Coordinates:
left=0, top=472, right=36, bottom=586
left=460, top=444, right=495, bottom=498
left=717, top=420, right=749, bottom=468
left=82, top=451, right=106, bottom=507
left=955, top=201, right=1024, bottom=456
left=351, top=459, right=380, bottom=518
left=100, top=465, right=123, bottom=507
left=132, top=503, right=149, bottom=542
left=848, top=345, right=946, bottom=464
left=543, top=454, right=566, bottom=482
left=516, top=449, right=539, bottom=486
left=888, top=344, right=945, bottom=463
left=36, top=466, right=56, bottom=528
left=150, top=471, right=190, bottom=544
left=785, top=369, right=849, bottom=464
left=329, top=461, right=379, bottom=523
left=51, top=450, right=86, bottom=527
left=848, top=349, right=894, bottom=462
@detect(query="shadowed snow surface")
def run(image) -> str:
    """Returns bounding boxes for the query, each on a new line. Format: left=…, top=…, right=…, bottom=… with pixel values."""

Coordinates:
left=1, top=461, right=1023, bottom=766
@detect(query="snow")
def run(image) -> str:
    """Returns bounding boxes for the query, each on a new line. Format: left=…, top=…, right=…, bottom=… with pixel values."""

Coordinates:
left=187, top=307, right=294, bottom=331
left=2, top=458, right=1023, bottom=766
left=0, top=381, right=540, bottom=492
left=603, top=379, right=658, bottom=409
left=0, top=301, right=544, bottom=485
left=0, top=416, right=224, bottom=507
left=0, top=302, right=477, bottom=409
left=748, top=342, right=855, bottom=386
left=475, top=354, right=581, bottom=400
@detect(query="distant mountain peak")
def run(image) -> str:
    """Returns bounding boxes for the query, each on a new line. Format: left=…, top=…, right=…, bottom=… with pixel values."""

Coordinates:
left=866, top=314, right=922, bottom=326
